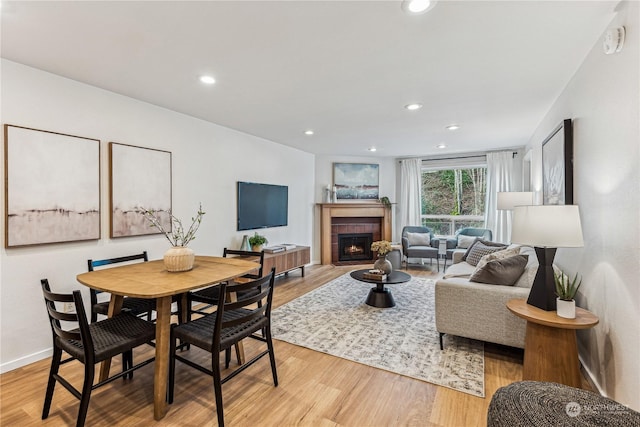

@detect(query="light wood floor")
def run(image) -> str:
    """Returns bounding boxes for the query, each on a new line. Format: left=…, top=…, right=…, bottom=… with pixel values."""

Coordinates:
left=1, top=264, right=526, bottom=426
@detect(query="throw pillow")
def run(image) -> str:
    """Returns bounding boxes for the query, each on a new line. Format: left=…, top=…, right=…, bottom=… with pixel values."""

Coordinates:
left=465, top=241, right=508, bottom=266
left=475, top=246, right=521, bottom=271
left=457, top=234, right=477, bottom=249
left=406, top=232, right=431, bottom=246
left=461, top=238, right=506, bottom=262
left=469, top=254, right=529, bottom=286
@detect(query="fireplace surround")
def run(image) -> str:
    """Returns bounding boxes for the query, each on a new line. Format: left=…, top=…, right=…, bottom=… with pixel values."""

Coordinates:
left=318, top=203, right=392, bottom=265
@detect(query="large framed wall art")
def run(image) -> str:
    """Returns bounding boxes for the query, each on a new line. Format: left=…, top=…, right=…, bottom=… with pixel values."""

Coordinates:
left=333, top=162, right=379, bottom=200
left=4, top=124, right=101, bottom=247
left=109, top=142, right=172, bottom=238
left=542, top=119, right=573, bottom=205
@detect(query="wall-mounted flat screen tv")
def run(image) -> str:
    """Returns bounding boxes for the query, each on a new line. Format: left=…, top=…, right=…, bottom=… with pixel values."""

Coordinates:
left=237, top=181, right=288, bottom=231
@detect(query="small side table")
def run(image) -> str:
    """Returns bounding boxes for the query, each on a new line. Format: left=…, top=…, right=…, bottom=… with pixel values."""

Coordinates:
left=507, top=299, right=599, bottom=388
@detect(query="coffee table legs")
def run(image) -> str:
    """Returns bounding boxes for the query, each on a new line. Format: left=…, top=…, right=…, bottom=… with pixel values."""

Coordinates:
left=365, top=283, right=395, bottom=308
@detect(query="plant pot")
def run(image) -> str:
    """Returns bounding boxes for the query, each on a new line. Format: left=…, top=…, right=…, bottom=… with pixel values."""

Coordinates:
left=251, top=244, right=264, bottom=252
left=164, top=246, right=195, bottom=272
left=556, top=298, right=576, bottom=319
left=373, top=254, right=393, bottom=275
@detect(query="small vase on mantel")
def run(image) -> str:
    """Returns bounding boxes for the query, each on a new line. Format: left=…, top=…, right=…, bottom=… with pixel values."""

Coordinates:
left=556, top=298, right=576, bottom=319
left=164, top=246, right=195, bottom=272
left=373, top=254, right=393, bottom=275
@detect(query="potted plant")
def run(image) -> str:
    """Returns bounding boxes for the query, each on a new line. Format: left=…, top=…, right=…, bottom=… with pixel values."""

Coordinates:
left=138, top=203, right=205, bottom=272
left=371, top=240, right=393, bottom=275
left=249, top=232, right=268, bottom=252
left=554, top=270, right=582, bottom=319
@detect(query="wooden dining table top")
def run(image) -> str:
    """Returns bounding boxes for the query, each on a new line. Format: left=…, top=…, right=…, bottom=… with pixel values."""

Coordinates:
left=76, top=255, right=261, bottom=298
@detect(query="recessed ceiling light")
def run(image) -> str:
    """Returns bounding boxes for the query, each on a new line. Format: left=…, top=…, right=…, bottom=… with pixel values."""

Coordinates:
left=446, top=124, right=460, bottom=131
left=368, top=147, right=377, bottom=152
left=405, top=103, right=423, bottom=111
left=199, top=75, right=216, bottom=84
left=304, top=130, right=314, bottom=135
left=402, top=0, right=437, bottom=15
left=436, top=143, right=447, bottom=149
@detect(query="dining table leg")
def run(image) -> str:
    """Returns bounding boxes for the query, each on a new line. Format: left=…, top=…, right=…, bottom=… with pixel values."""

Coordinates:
left=154, top=295, right=172, bottom=420
left=98, top=295, right=124, bottom=381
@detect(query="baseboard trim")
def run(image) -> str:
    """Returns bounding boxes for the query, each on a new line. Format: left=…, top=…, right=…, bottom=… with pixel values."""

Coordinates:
left=579, top=354, right=605, bottom=396
left=0, top=348, right=52, bottom=374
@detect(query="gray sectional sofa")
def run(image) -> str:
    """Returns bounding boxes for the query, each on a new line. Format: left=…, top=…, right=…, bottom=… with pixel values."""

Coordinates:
left=434, top=245, right=538, bottom=349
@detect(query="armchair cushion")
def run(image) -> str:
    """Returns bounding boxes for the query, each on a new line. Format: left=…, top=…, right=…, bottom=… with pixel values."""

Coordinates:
left=470, top=254, right=529, bottom=286
left=457, top=234, right=477, bottom=249
left=406, top=232, right=431, bottom=246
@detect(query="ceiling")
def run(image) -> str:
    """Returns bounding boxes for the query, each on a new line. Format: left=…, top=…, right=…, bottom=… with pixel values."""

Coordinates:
left=1, top=1, right=618, bottom=158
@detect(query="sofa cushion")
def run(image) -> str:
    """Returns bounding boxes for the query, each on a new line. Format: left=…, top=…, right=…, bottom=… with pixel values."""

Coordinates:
left=469, top=254, right=529, bottom=286
left=406, top=231, right=431, bottom=246
left=475, top=246, right=521, bottom=270
left=513, top=246, right=539, bottom=288
left=457, top=234, right=477, bottom=249
left=461, top=238, right=506, bottom=262
left=465, top=241, right=508, bottom=266
left=443, top=261, right=475, bottom=278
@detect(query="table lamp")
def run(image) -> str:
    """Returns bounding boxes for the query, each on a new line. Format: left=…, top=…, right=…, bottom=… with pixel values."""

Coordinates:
left=511, top=205, right=584, bottom=311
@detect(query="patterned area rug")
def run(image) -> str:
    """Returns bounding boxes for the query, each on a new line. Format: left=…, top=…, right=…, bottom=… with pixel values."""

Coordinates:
left=271, top=273, right=485, bottom=397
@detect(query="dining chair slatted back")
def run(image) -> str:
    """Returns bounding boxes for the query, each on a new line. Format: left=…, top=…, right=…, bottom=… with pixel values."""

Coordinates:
left=169, top=268, right=278, bottom=427
left=188, top=248, right=265, bottom=318
left=40, top=279, right=156, bottom=427
left=87, top=251, right=155, bottom=323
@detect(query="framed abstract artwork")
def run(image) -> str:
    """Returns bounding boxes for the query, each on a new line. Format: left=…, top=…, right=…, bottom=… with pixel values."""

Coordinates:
left=4, top=124, right=101, bottom=247
left=333, top=163, right=379, bottom=200
left=542, top=119, right=573, bottom=205
left=109, top=142, right=172, bottom=238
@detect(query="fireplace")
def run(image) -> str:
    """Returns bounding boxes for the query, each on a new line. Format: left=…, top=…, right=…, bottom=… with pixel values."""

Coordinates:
left=338, top=233, right=373, bottom=262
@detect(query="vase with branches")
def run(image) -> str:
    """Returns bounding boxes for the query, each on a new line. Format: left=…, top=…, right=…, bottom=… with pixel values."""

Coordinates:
left=138, top=203, right=205, bottom=271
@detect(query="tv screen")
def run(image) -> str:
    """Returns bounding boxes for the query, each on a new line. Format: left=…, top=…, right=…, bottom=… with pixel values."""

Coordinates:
left=237, top=181, right=288, bottom=231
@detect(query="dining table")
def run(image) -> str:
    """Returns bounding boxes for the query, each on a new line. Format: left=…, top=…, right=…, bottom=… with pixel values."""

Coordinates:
left=76, top=255, right=261, bottom=421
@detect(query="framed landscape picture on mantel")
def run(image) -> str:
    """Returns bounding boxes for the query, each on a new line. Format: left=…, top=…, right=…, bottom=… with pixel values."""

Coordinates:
left=333, top=162, right=379, bottom=200
left=542, top=119, right=573, bottom=205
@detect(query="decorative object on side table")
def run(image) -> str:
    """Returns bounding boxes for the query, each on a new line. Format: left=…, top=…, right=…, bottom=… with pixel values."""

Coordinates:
left=554, top=270, right=582, bottom=319
left=249, top=232, right=268, bottom=252
left=138, top=203, right=205, bottom=272
left=511, top=205, right=583, bottom=311
left=371, top=240, right=393, bottom=275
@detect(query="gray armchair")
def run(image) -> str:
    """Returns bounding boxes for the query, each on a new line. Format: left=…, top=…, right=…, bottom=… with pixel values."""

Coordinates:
left=435, top=227, right=493, bottom=262
left=401, top=226, right=439, bottom=270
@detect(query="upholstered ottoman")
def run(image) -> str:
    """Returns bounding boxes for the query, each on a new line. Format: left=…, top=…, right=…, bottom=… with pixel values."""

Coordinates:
left=487, top=381, right=640, bottom=427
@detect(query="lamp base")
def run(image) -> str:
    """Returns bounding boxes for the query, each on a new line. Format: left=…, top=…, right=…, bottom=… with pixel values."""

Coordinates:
left=527, top=247, right=557, bottom=311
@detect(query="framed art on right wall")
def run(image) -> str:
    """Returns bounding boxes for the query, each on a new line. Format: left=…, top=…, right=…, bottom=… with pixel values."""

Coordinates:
left=542, top=119, right=573, bottom=205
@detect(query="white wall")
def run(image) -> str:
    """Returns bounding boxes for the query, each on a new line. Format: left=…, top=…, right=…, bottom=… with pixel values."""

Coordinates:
left=313, top=155, right=397, bottom=263
left=527, top=2, right=639, bottom=410
left=0, top=60, right=315, bottom=372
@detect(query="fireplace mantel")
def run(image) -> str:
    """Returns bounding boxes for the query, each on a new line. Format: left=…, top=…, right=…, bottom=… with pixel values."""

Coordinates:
left=318, top=203, right=392, bottom=265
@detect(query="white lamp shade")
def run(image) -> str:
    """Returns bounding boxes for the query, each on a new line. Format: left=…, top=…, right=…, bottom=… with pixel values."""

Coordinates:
left=497, top=192, right=534, bottom=210
left=511, top=205, right=584, bottom=247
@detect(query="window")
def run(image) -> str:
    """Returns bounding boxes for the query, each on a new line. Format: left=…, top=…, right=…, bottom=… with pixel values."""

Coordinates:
left=421, top=167, right=487, bottom=235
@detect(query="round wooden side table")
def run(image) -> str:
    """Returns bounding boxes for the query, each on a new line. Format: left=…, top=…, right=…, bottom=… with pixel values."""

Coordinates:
left=506, top=299, right=599, bottom=388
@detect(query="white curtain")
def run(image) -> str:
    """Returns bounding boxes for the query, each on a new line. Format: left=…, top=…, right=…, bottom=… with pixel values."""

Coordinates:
left=399, top=158, right=422, bottom=238
left=485, top=151, right=515, bottom=243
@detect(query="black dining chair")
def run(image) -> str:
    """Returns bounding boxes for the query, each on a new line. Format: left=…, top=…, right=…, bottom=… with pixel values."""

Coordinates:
left=40, top=279, right=155, bottom=427
left=168, top=268, right=278, bottom=427
left=188, top=248, right=265, bottom=319
left=88, top=251, right=184, bottom=324
left=87, top=251, right=156, bottom=323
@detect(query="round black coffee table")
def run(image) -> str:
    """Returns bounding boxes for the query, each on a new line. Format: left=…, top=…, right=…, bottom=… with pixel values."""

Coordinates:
left=350, top=269, right=411, bottom=308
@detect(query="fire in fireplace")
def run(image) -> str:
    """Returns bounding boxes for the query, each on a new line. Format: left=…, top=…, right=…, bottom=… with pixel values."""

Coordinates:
left=338, top=233, right=373, bottom=261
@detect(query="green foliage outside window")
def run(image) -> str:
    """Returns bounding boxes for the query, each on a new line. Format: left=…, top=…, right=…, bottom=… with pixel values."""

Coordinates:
left=421, top=168, right=487, bottom=216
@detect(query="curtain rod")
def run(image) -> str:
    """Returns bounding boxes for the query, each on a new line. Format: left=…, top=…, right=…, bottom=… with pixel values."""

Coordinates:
left=398, top=151, right=517, bottom=163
